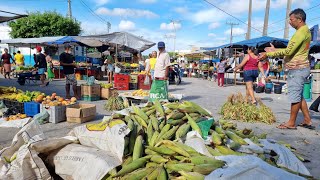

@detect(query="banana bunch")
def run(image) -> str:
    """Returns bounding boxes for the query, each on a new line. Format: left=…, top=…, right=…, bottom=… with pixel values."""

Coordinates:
left=130, top=63, right=139, bottom=68
left=132, top=89, right=149, bottom=97
left=101, top=100, right=306, bottom=179
left=0, top=86, right=18, bottom=94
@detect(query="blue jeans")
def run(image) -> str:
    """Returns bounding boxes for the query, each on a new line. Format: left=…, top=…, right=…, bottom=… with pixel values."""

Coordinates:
left=180, top=68, right=185, bottom=77
left=287, top=68, right=310, bottom=103
left=150, top=70, right=155, bottom=80
left=243, top=70, right=258, bottom=82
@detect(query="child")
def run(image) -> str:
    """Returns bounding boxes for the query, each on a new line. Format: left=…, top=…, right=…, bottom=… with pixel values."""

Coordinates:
left=45, top=52, right=54, bottom=81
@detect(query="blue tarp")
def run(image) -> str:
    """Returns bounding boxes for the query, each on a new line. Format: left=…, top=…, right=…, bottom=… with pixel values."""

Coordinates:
left=199, top=59, right=220, bottom=63
left=47, top=36, right=80, bottom=45
left=232, top=36, right=289, bottom=48
left=310, top=41, right=320, bottom=53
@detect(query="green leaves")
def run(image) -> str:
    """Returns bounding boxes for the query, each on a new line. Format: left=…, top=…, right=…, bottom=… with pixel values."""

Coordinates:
left=9, top=11, right=81, bottom=38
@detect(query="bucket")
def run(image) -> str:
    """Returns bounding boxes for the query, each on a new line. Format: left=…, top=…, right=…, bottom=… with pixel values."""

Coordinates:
left=255, top=86, right=265, bottom=93
left=265, top=82, right=273, bottom=90
left=253, top=83, right=257, bottom=91
left=274, top=84, right=282, bottom=94
left=265, top=88, right=272, bottom=94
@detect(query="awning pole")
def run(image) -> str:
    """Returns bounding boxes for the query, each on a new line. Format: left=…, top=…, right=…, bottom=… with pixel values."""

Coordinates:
left=29, top=44, right=31, bottom=65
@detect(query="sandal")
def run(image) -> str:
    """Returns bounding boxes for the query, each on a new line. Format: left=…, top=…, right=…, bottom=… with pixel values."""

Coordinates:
left=276, top=123, right=297, bottom=130
left=298, top=123, right=315, bottom=130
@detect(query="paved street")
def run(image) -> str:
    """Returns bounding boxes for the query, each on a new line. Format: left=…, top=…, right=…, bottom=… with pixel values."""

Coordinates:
left=0, top=76, right=319, bottom=178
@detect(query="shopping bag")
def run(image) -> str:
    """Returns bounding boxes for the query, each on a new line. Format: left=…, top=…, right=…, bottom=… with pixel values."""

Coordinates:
left=144, top=75, right=150, bottom=85
left=149, top=80, right=168, bottom=102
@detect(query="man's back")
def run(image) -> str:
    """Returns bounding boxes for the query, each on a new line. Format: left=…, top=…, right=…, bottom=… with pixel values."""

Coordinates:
left=60, top=52, right=75, bottom=75
left=154, top=51, right=170, bottom=78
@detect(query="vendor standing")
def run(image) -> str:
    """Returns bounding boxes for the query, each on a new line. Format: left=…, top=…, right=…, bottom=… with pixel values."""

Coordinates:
left=60, top=44, right=79, bottom=99
left=1, top=48, right=14, bottom=79
left=150, top=42, right=170, bottom=101
left=14, top=51, right=24, bottom=66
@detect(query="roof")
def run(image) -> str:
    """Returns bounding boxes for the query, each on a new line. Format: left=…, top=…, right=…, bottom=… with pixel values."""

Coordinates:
left=0, top=10, right=27, bottom=23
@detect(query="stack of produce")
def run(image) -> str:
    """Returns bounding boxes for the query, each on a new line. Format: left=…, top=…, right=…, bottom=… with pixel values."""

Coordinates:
left=100, top=83, right=113, bottom=89
left=36, top=93, right=77, bottom=106
left=0, top=87, right=46, bottom=103
left=130, top=63, right=139, bottom=68
left=101, top=100, right=305, bottom=179
left=220, top=93, right=276, bottom=124
left=3, top=113, right=27, bottom=121
left=105, top=91, right=129, bottom=111
left=201, top=64, right=209, bottom=71
left=123, top=63, right=131, bottom=68
left=131, top=89, right=149, bottom=97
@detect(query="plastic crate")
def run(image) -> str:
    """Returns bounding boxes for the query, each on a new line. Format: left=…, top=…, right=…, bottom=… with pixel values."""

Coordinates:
left=130, top=75, right=138, bottom=83
left=138, top=82, right=151, bottom=90
left=82, top=95, right=100, bottom=101
left=129, top=83, right=138, bottom=90
left=40, top=104, right=67, bottom=124
left=114, top=82, right=129, bottom=90
left=114, top=74, right=130, bottom=84
left=24, top=102, right=40, bottom=117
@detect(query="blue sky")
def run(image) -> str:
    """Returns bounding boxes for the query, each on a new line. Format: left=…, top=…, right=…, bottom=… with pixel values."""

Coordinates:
left=0, top=0, right=319, bottom=53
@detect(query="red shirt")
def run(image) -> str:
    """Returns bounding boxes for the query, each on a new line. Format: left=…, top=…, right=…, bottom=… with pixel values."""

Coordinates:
left=244, top=55, right=258, bottom=71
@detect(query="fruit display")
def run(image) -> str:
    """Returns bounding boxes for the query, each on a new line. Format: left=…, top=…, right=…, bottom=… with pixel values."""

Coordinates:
left=36, top=93, right=77, bottom=106
left=130, top=63, right=139, bottom=68
left=315, top=64, right=320, bottom=70
left=123, top=89, right=149, bottom=97
left=201, top=64, right=209, bottom=71
left=0, top=87, right=44, bottom=103
left=3, top=113, right=27, bottom=121
left=100, top=83, right=113, bottom=89
left=220, top=93, right=276, bottom=124
left=101, top=100, right=308, bottom=179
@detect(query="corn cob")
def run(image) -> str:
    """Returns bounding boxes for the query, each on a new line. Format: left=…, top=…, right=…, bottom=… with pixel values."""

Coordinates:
left=165, top=163, right=194, bottom=172
left=165, top=108, right=173, bottom=114
left=154, top=99, right=165, bottom=117
left=146, top=146, right=176, bottom=155
left=156, top=124, right=171, bottom=142
left=211, top=131, right=222, bottom=145
left=225, top=131, right=248, bottom=145
left=133, top=115, right=148, bottom=128
left=182, top=113, right=200, bottom=121
left=193, top=164, right=221, bottom=175
left=146, top=109, right=156, bottom=116
left=179, top=171, right=205, bottom=180
left=122, top=167, right=155, bottom=180
left=190, top=156, right=225, bottom=166
left=174, top=142, right=199, bottom=155
left=160, top=140, right=190, bottom=157
left=206, top=146, right=223, bottom=156
left=150, top=155, right=169, bottom=163
left=114, top=156, right=150, bottom=177
left=184, top=101, right=211, bottom=116
left=146, top=162, right=158, bottom=168
left=164, top=102, right=180, bottom=109
left=146, top=166, right=161, bottom=180
left=124, top=137, right=129, bottom=155
left=159, top=120, right=166, bottom=130
left=171, top=112, right=185, bottom=119
left=186, top=113, right=202, bottom=137
left=215, top=145, right=241, bottom=155
left=150, top=116, right=159, bottom=131
left=157, top=166, right=167, bottom=180
left=145, top=148, right=159, bottom=155
left=175, top=124, right=190, bottom=139
left=108, top=168, right=117, bottom=176
left=149, top=131, right=160, bottom=147
left=147, top=122, right=154, bottom=144
left=167, top=119, right=184, bottom=125
left=132, top=135, right=143, bottom=160
left=122, top=156, right=133, bottom=166
left=215, top=126, right=225, bottom=134
left=162, top=125, right=179, bottom=140
left=229, top=141, right=241, bottom=150
left=129, top=124, right=137, bottom=154
left=132, top=105, right=149, bottom=122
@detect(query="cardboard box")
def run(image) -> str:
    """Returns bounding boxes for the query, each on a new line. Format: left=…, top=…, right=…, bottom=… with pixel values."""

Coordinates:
left=101, top=88, right=115, bottom=99
left=66, top=104, right=96, bottom=123
left=81, top=84, right=101, bottom=97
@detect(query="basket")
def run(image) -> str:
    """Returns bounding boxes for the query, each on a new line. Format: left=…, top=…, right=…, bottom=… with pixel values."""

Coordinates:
left=24, top=102, right=40, bottom=117
left=265, top=88, right=272, bottom=94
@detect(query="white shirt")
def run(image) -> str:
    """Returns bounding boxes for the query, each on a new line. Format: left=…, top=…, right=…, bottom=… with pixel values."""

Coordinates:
left=154, top=51, right=170, bottom=78
left=145, top=58, right=150, bottom=71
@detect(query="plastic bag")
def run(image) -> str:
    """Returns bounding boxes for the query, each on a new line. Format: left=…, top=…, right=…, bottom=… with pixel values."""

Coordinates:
left=86, top=76, right=95, bottom=85
left=144, top=75, right=150, bottom=85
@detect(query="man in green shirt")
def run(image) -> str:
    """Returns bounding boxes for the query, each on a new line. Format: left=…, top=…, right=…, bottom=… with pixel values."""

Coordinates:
left=259, top=8, right=314, bottom=130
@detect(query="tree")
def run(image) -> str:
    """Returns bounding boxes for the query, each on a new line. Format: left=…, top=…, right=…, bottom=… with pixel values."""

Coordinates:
left=9, top=11, right=81, bottom=38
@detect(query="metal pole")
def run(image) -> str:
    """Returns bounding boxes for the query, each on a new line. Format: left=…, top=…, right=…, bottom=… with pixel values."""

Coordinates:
left=246, top=0, right=252, bottom=40
left=67, top=0, right=72, bottom=19
left=263, top=0, right=271, bottom=36
left=284, top=0, right=292, bottom=39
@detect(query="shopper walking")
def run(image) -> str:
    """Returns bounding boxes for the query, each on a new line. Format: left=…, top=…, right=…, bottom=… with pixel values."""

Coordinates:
left=14, top=51, right=24, bottom=66
left=35, top=47, right=48, bottom=87
left=44, top=51, right=54, bottom=81
left=60, top=44, right=79, bottom=99
left=234, top=47, right=264, bottom=105
left=106, top=52, right=115, bottom=83
left=259, top=8, right=314, bottom=130
left=216, top=58, right=226, bottom=87
left=1, top=48, right=14, bottom=79
left=149, top=51, right=157, bottom=80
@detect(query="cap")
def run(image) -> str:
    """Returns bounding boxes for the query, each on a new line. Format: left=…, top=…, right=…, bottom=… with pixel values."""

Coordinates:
left=36, top=46, right=42, bottom=52
left=158, top=41, right=165, bottom=48
left=64, top=44, right=72, bottom=49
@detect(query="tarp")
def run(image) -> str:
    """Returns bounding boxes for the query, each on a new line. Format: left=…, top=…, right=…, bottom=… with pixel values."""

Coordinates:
left=199, top=59, right=220, bottom=63
left=46, top=36, right=103, bottom=47
left=310, top=41, right=320, bottom=54
left=0, top=36, right=64, bottom=47
left=84, top=31, right=156, bottom=52
left=0, top=15, right=27, bottom=23
left=232, top=36, right=289, bottom=48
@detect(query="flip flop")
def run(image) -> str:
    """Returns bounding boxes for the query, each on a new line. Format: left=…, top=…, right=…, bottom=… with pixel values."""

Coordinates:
left=276, top=123, right=297, bottom=130
left=298, top=123, right=316, bottom=130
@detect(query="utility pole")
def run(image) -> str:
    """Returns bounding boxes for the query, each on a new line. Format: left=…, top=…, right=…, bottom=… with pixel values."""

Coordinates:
left=226, top=22, right=239, bottom=45
left=107, top=22, right=111, bottom=33
left=170, top=20, right=180, bottom=53
left=246, top=0, right=252, bottom=40
left=284, top=0, right=292, bottom=39
left=263, top=0, right=271, bottom=36
left=67, top=0, right=72, bottom=19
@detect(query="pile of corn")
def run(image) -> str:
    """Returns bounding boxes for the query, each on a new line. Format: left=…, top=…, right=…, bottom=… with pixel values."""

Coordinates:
left=220, top=93, right=276, bottom=124
left=101, top=100, right=306, bottom=179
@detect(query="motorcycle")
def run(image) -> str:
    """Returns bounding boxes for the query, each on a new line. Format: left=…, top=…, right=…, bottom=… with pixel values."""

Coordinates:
left=168, top=63, right=182, bottom=85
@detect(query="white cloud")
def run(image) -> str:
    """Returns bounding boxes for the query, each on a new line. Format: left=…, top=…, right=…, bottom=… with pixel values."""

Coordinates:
left=224, top=27, right=246, bottom=35
left=208, top=22, right=220, bottom=29
left=96, top=7, right=158, bottom=18
left=118, top=20, right=136, bottom=31
left=174, top=7, right=188, bottom=14
left=208, top=33, right=216, bottom=37
left=81, top=21, right=109, bottom=35
left=138, top=0, right=157, bottom=3
left=160, top=22, right=182, bottom=31
left=0, top=25, right=11, bottom=39
left=94, top=0, right=110, bottom=6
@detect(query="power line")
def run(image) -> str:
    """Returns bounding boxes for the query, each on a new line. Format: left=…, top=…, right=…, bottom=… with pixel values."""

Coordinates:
left=79, top=0, right=111, bottom=33
left=202, top=0, right=262, bottom=33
